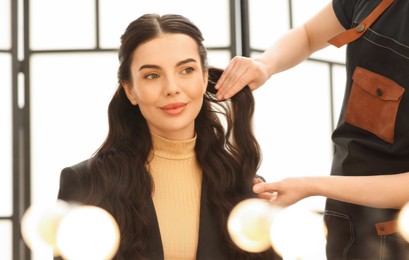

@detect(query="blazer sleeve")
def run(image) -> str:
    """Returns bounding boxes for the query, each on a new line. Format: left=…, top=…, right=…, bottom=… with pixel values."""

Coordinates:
left=57, top=160, right=89, bottom=203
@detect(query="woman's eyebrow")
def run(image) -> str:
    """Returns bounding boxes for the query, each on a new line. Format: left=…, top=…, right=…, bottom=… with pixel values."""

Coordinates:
left=176, top=58, right=197, bottom=67
left=139, top=64, right=160, bottom=71
left=139, top=58, right=197, bottom=71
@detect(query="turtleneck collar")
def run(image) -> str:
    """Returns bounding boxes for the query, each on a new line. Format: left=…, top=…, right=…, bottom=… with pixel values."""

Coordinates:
left=151, top=132, right=196, bottom=160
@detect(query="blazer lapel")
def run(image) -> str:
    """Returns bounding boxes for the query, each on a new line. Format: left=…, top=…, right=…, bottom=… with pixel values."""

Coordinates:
left=145, top=176, right=228, bottom=260
left=146, top=197, right=165, bottom=260
left=196, top=176, right=228, bottom=259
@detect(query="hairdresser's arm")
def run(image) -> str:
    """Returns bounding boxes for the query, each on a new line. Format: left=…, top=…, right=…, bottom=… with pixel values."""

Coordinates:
left=253, top=173, right=409, bottom=209
left=215, top=2, right=345, bottom=100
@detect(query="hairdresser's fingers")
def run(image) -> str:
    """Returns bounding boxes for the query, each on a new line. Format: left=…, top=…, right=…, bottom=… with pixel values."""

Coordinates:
left=253, top=177, right=264, bottom=185
left=257, top=192, right=275, bottom=201
left=215, top=56, right=243, bottom=90
left=253, top=181, right=279, bottom=194
left=217, top=57, right=269, bottom=100
left=215, top=56, right=254, bottom=100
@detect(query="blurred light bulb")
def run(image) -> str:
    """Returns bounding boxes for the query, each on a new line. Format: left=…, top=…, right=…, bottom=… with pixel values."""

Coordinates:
left=270, top=206, right=327, bottom=259
left=398, top=201, right=409, bottom=243
left=56, top=205, right=120, bottom=260
left=228, top=198, right=280, bottom=253
left=21, top=200, right=71, bottom=256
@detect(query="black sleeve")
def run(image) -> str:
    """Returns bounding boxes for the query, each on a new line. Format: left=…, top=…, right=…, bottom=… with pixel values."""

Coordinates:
left=332, top=0, right=359, bottom=29
left=57, top=160, right=89, bottom=203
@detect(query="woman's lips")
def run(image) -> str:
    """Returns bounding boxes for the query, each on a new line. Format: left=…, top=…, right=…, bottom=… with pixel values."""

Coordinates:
left=160, top=102, right=187, bottom=115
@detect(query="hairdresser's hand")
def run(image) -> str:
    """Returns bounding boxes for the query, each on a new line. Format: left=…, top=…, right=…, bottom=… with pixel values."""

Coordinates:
left=252, top=177, right=311, bottom=207
left=253, top=177, right=276, bottom=201
left=215, top=56, right=269, bottom=100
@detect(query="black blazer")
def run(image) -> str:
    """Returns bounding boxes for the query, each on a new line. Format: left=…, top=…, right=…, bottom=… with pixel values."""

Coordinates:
left=57, top=160, right=229, bottom=259
left=57, top=160, right=280, bottom=260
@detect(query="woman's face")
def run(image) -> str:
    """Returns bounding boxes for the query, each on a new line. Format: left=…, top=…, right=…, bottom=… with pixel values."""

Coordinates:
left=123, top=33, right=208, bottom=140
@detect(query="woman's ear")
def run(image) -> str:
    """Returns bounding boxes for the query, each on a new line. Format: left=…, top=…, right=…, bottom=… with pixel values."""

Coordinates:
left=121, top=80, right=138, bottom=105
left=202, top=69, right=209, bottom=94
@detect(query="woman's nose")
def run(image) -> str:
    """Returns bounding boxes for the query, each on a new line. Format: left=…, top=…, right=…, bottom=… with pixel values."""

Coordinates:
left=164, top=77, right=181, bottom=96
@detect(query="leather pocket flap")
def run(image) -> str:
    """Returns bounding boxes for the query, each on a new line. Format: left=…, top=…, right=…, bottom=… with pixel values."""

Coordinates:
left=352, top=67, right=405, bottom=101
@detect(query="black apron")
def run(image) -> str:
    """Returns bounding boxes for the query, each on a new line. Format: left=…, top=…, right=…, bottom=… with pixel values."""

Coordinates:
left=325, top=0, right=409, bottom=259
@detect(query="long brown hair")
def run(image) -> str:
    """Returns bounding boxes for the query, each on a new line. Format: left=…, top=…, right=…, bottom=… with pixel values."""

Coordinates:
left=85, top=14, right=274, bottom=259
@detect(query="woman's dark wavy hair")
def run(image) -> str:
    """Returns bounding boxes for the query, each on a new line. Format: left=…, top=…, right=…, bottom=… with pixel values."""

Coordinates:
left=84, top=14, right=274, bottom=259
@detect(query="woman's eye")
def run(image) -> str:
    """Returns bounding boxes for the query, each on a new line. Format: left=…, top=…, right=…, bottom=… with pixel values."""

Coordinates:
left=182, top=67, right=195, bottom=74
left=145, top=73, right=159, bottom=80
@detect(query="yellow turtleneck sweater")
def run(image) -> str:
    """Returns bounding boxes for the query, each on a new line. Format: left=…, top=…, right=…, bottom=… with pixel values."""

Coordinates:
left=149, top=133, right=202, bottom=260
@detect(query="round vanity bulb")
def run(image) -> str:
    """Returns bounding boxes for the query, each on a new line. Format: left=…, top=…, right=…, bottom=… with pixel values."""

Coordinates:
left=56, top=205, right=120, bottom=260
left=228, top=198, right=279, bottom=253
left=398, top=202, right=409, bottom=243
left=21, top=200, right=71, bottom=256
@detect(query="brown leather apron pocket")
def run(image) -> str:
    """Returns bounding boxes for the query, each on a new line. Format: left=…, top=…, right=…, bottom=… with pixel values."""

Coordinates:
left=345, top=67, right=405, bottom=143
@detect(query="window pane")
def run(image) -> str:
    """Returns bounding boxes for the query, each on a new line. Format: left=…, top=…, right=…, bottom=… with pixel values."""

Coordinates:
left=0, top=0, right=11, bottom=49
left=253, top=59, right=332, bottom=212
left=208, top=50, right=231, bottom=69
left=0, top=221, right=12, bottom=260
left=292, top=0, right=346, bottom=63
left=31, top=53, right=118, bottom=259
left=249, top=0, right=290, bottom=50
left=311, top=45, right=347, bottom=64
left=99, top=0, right=230, bottom=49
left=30, top=0, right=96, bottom=50
left=0, top=54, right=12, bottom=217
left=30, top=53, right=117, bottom=208
left=249, top=0, right=346, bottom=63
left=292, top=0, right=328, bottom=27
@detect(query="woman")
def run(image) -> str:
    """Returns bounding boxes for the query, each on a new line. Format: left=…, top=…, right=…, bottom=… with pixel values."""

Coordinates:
left=57, top=14, right=279, bottom=259
left=216, top=0, right=409, bottom=259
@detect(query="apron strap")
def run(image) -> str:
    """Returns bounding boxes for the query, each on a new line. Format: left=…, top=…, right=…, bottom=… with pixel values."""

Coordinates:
left=328, top=0, right=395, bottom=48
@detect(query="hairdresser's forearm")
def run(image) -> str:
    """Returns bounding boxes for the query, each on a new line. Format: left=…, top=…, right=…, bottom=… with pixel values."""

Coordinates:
left=256, top=2, right=345, bottom=79
left=309, top=173, right=409, bottom=209
left=255, top=26, right=312, bottom=78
